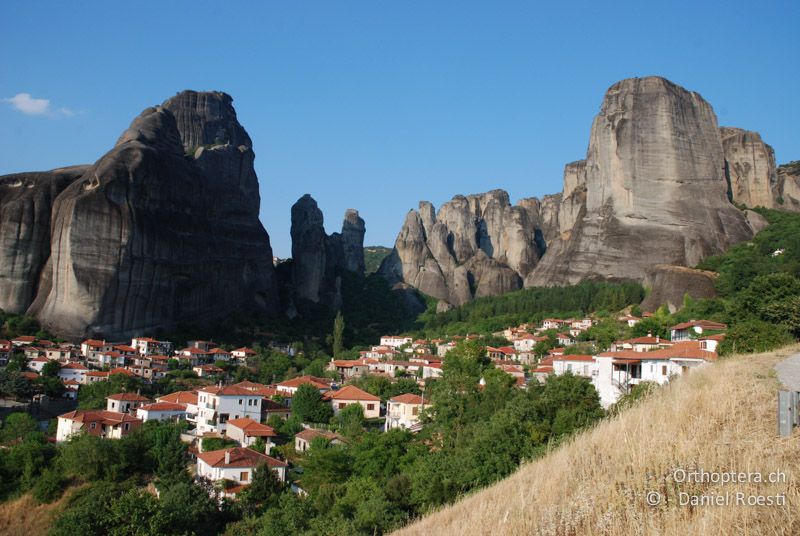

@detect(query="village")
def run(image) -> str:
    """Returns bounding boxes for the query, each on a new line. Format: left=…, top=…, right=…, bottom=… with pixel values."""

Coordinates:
left=0, top=312, right=727, bottom=500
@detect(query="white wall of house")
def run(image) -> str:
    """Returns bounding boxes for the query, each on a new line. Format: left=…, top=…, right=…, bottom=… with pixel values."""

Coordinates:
left=384, top=402, right=426, bottom=431
left=56, top=417, right=82, bottom=442
left=137, top=408, right=186, bottom=422
left=196, top=459, right=286, bottom=484
left=330, top=399, right=381, bottom=419
left=196, top=393, right=262, bottom=434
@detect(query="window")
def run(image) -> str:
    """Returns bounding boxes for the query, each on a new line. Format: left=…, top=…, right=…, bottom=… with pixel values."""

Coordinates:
left=90, top=422, right=96, bottom=430
left=412, top=407, right=419, bottom=416
left=367, top=404, right=375, bottom=411
left=220, top=413, right=229, bottom=423
left=240, top=471, right=249, bottom=482
left=124, top=423, right=130, bottom=431
left=239, top=399, right=243, bottom=405
left=338, top=403, right=346, bottom=409
left=662, top=365, right=668, bottom=376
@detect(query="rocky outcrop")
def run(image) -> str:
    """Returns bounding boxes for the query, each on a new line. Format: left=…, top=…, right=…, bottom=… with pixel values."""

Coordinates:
left=527, top=77, right=756, bottom=287
left=776, top=162, right=800, bottom=211
left=720, top=127, right=779, bottom=208
left=10, top=91, right=278, bottom=339
left=640, top=265, right=718, bottom=313
left=290, top=195, right=365, bottom=307
left=0, top=166, right=89, bottom=314
left=379, top=190, right=539, bottom=306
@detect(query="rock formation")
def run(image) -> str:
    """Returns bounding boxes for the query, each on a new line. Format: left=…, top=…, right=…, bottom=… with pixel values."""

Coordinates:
left=290, top=195, right=365, bottom=307
left=720, top=127, right=779, bottom=209
left=2, top=91, right=278, bottom=339
left=527, top=76, right=756, bottom=287
left=379, top=190, right=539, bottom=306
left=640, top=265, right=718, bottom=313
left=381, top=76, right=788, bottom=308
left=0, top=166, right=89, bottom=314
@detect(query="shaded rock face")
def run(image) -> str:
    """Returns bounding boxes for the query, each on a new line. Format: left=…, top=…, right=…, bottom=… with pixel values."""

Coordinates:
left=11, top=91, right=278, bottom=339
left=640, top=265, right=718, bottom=313
left=776, top=162, right=800, bottom=212
left=527, top=77, right=755, bottom=287
left=379, top=190, right=539, bottom=306
left=290, top=195, right=365, bottom=307
left=720, top=127, right=779, bottom=209
left=0, top=166, right=89, bottom=314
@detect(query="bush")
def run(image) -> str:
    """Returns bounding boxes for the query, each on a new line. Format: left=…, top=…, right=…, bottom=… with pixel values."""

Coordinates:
left=32, top=467, right=66, bottom=503
left=718, top=320, right=794, bottom=356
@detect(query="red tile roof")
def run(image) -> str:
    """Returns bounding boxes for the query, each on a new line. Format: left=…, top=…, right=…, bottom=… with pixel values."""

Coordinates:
left=553, top=354, right=595, bottom=362
left=295, top=428, right=342, bottom=443
left=226, top=417, right=277, bottom=437
left=197, top=447, right=286, bottom=468
left=60, top=362, right=88, bottom=370
left=599, top=341, right=717, bottom=362
left=199, top=385, right=263, bottom=396
left=157, top=390, right=198, bottom=405
left=670, top=320, right=727, bottom=331
left=325, top=385, right=380, bottom=402
left=277, top=375, right=331, bottom=390
left=390, top=393, right=425, bottom=405
left=107, top=392, right=150, bottom=402
left=138, top=401, right=186, bottom=412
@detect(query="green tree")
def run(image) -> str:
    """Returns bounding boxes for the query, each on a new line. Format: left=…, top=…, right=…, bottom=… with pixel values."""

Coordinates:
left=718, top=320, right=794, bottom=355
left=291, top=383, right=333, bottom=423
left=333, top=312, right=345, bottom=358
left=41, top=360, right=61, bottom=377
left=0, top=411, right=38, bottom=443
left=335, top=403, right=365, bottom=439
left=238, top=463, right=286, bottom=516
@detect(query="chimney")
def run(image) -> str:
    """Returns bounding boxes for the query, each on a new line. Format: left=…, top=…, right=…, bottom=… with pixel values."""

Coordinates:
left=225, top=450, right=231, bottom=465
left=656, top=336, right=660, bottom=343
left=647, top=331, right=652, bottom=338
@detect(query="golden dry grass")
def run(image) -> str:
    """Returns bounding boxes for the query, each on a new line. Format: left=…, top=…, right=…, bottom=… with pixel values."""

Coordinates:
left=0, top=486, right=79, bottom=536
left=395, top=345, right=800, bottom=536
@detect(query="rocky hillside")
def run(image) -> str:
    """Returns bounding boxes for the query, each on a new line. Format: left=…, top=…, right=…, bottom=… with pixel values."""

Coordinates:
left=394, top=345, right=800, bottom=536
left=1, top=91, right=278, bottom=339
left=381, top=76, right=798, bottom=309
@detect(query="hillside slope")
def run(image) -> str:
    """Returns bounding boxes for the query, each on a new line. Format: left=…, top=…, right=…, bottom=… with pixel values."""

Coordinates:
left=395, top=346, right=800, bottom=536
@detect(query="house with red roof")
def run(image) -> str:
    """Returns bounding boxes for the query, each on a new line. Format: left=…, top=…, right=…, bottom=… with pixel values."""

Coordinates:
left=325, top=385, right=381, bottom=418
left=486, top=346, right=518, bottom=361
left=131, top=336, right=173, bottom=356
left=610, top=334, right=674, bottom=353
left=230, top=347, right=256, bottom=362
left=328, top=358, right=371, bottom=380
left=196, top=447, right=287, bottom=491
left=670, top=320, right=728, bottom=342
left=136, top=401, right=187, bottom=422
left=11, top=335, right=37, bottom=347
left=385, top=393, right=429, bottom=431
left=552, top=355, right=596, bottom=378
left=591, top=341, right=718, bottom=407
left=56, top=409, right=142, bottom=442
left=225, top=417, right=278, bottom=452
left=275, top=375, right=332, bottom=396
left=157, top=390, right=199, bottom=423
left=106, top=392, right=150, bottom=413
left=294, top=428, right=345, bottom=452
left=196, top=385, right=263, bottom=434
left=58, top=362, right=88, bottom=384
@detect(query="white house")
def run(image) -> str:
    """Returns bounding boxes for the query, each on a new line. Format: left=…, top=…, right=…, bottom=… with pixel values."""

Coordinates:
left=379, top=335, right=413, bottom=348
left=610, top=335, right=674, bottom=353
left=294, top=428, right=345, bottom=452
left=196, top=447, right=287, bottom=487
left=230, top=347, right=255, bottom=361
left=136, top=401, right=187, bottom=422
left=157, top=390, right=199, bottom=424
left=28, top=357, right=50, bottom=374
left=325, top=385, right=381, bottom=418
left=591, top=342, right=717, bottom=407
left=275, top=376, right=331, bottom=396
left=56, top=410, right=142, bottom=442
left=106, top=392, right=151, bottom=413
left=511, top=333, right=545, bottom=353
left=131, top=337, right=173, bottom=356
left=80, top=339, right=113, bottom=359
left=670, top=320, right=727, bottom=342
left=552, top=355, right=596, bottom=378
left=196, top=385, right=262, bottom=434
left=225, top=417, right=277, bottom=452
left=385, top=393, right=429, bottom=431
left=58, top=362, right=88, bottom=384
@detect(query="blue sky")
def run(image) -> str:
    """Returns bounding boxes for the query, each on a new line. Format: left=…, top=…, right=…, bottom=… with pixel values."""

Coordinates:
left=1, top=1, right=798, bottom=257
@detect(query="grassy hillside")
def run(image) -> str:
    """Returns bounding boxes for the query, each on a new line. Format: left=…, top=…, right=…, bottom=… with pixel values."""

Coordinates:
left=364, top=246, right=392, bottom=273
left=394, top=345, right=800, bottom=536
left=0, top=488, right=78, bottom=536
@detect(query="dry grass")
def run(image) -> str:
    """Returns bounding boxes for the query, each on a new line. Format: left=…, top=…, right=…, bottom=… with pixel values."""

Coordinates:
left=395, top=345, right=800, bottom=536
left=0, top=487, right=80, bottom=536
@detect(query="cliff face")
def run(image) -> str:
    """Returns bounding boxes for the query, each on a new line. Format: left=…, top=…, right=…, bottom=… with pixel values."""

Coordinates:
left=382, top=76, right=779, bottom=307
left=379, top=190, right=539, bottom=306
left=10, top=91, right=278, bottom=338
left=290, top=195, right=365, bottom=308
left=776, top=162, right=800, bottom=212
left=720, top=127, right=779, bottom=209
left=0, top=166, right=89, bottom=314
left=527, top=77, right=755, bottom=286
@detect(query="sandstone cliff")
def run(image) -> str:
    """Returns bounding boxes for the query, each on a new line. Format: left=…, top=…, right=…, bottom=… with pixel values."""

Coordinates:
left=381, top=76, right=781, bottom=307
left=527, top=76, right=755, bottom=286
left=379, top=190, right=539, bottom=306
left=5, top=91, right=278, bottom=339
left=0, top=166, right=89, bottom=314
left=776, top=161, right=800, bottom=211
left=290, top=195, right=365, bottom=308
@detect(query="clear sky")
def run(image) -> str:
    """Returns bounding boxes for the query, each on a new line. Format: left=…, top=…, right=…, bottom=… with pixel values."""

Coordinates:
left=1, top=1, right=798, bottom=257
